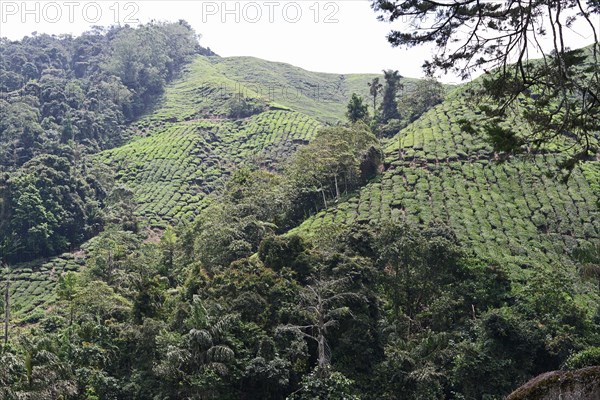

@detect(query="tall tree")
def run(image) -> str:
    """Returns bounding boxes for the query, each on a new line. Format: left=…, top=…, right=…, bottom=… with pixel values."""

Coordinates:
left=346, top=93, right=369, bottom=123
left=380, top=70, right=402, bottom=122
left=368, top=77, right=383, bottom=113
left=279, top=276, right=362, bottom=376
left=398, top=78, right=444, bottom=123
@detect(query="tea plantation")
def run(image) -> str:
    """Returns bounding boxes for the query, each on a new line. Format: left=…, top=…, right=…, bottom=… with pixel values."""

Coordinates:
left=5, top=54, right=598, bottom=326
left=295, top=91, right=600, bottom=286
left=3, top=254, right=83, bottom=320
left=96, top=110, right=320, bottom=227
left=94, top=56, right=387, bottom=227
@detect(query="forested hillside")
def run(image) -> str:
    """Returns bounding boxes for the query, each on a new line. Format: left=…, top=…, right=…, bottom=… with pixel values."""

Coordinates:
left=0, top=21, right=598, bottom=400
left=0, top=21, right=212, bottom=263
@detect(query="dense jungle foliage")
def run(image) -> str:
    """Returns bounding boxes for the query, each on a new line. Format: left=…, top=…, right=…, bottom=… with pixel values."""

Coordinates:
left=0, top=21, right=212, bottom=262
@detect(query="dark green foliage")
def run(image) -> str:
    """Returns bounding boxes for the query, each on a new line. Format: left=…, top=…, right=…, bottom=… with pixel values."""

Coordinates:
left=380, top=70, right=402, bottom=123
left=397, top=78, right=445, bottom=124
left=289, top=370, right=361, bottom=400
left=0, top=19, right=598, bottom=400
left=565, top=347, right=600, bottom=369
left=258, top=234, right=311, bottom=277
left=0, top=22, right=202, bottom=166
left=286, top=122, right=383, bottom=217
left=346, top=93, right=369, bottom=123
left=0, top=21, right=206, bottom=261
left=0, top=216, right=597, bottom=400
left=368, top=77, right=383, bottom=114
left=102, top=21, right=201, bottom=115
left=375, top=118, right=403, bottom=138
left=6, top=155, right=102, bottom=261
left=227, top=97, right=267, bottom=118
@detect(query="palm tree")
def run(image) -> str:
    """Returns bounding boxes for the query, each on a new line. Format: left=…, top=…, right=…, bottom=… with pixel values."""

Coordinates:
left=368, top=77, right=383, bottom=114
left=155, top=296, right=237, bottom=399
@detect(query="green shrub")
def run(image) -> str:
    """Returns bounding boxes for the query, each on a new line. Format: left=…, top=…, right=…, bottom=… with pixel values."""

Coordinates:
left=565, top=347, right=600, bottom=369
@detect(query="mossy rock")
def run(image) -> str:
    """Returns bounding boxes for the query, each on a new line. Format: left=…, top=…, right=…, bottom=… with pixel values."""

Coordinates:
left=506, top=367, right=600, bottom=400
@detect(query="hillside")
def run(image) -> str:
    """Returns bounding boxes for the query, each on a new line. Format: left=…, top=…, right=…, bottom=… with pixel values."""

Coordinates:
left=2, top=55, right=385, bottom=318
left=95, top=111, right=320, bottom=226
left=138, top=55, right=382, bottom=125
left=5, top=53, right=598, bottom=322
left=2, top=6, right=600, bottom=397
left=93, top=55, right=390, bottom=226
left=295, top=88, right=600, bottom=283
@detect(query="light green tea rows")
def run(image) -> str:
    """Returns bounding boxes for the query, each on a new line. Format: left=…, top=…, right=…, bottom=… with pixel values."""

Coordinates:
left=386, top=96, right=493, bottom=162
left=300, top=157, right=598, bottom=270
left=5, top=254, right=83, bottom=319
left=96, top=110, right=320, bottom=227
left=297, top=93, right=599, bottom=277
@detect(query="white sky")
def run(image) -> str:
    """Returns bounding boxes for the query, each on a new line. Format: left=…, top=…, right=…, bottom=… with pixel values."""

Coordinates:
left=0, top=0, right=597, bottom=83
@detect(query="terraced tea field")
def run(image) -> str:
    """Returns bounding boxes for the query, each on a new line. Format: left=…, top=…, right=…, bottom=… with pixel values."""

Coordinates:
left=96, top=110, right=320, bottom=227
left=296, top=93, right=600, bottom=281
left=137, top=55, right=389, bottom=127
left=4, top=253, right=83, bottom=320
left=386, top=93, right=493, bottom=162
left=95, top=55, right=391, bottom=227
left=206, top=56, right=383, bottom=123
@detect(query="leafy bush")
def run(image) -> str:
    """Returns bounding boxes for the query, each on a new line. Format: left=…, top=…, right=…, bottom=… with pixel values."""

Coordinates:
left=565, top=347, right=600, bottom=369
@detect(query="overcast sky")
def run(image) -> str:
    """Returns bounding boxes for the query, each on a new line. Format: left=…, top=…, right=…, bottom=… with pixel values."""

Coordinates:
left=1, top=0, right=597, bottom=83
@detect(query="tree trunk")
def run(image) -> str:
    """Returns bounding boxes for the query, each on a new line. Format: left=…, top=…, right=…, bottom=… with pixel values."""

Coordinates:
left=107, top=250, right=114, bottom=284
left=317, top=334, right=327, bottom=374
left=4, top=278, right=9, bottom=347
left=334, top=175, right=340, bottom=199
left=320, top=188, right=328, bottom=209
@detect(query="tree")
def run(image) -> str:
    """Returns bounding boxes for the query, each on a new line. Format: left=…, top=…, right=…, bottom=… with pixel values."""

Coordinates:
left=102, top=22, right=200, bottom=114
left=57, top=272, right=79, bottom=328
left=154, top=297, right=237, bottom=399
left=380, top=70, right=402, bottom=123
left=574, top=243, right=600, bottom=292
left=286, top=123, right=382, bottom=215
left=15, top=336, right=77, bottom=399
left=6, top=155, right=102, bottom=261
left=371, top=0, right=599, bottom=168
left=346, top=93, right=370, bottom=123
left=397, top=78, right=444, bottom=124
left=374, top=222, right=463, bottom=334
left=279, top=276, right=363, bottom=376
left=289, top=370, right=361, bottom=400
left=160, top=226, right=178, bottom=272
left=368, top=77, right=383, bottom=114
